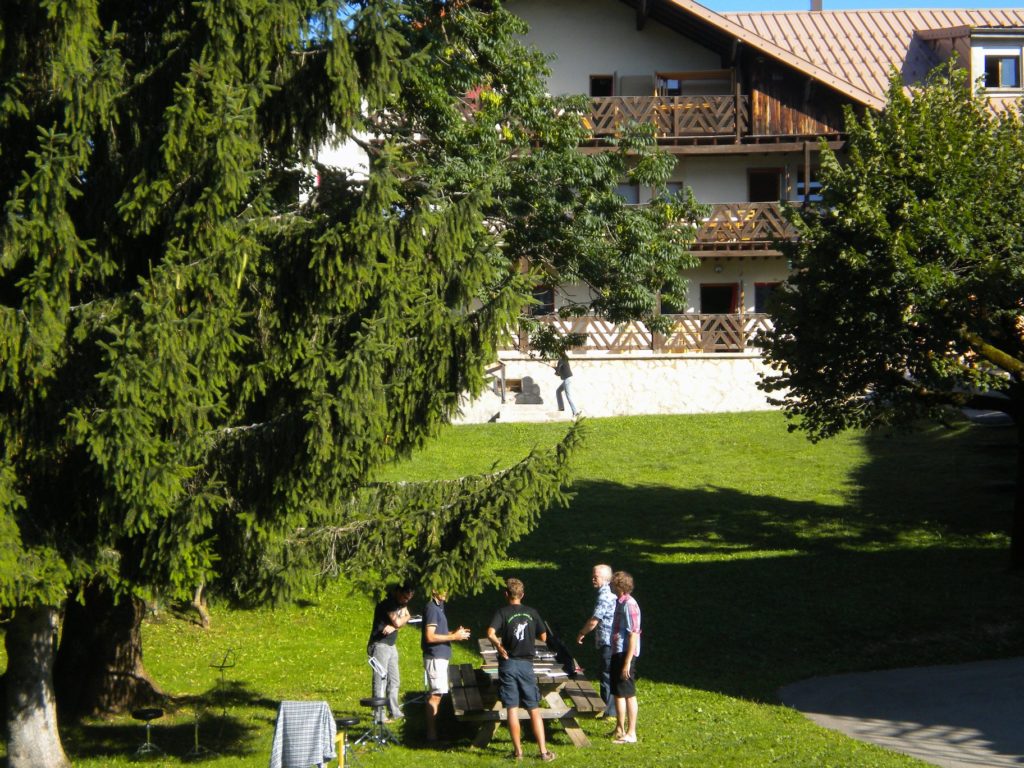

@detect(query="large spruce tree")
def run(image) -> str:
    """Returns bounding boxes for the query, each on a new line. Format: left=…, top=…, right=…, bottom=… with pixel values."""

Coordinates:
left=1, top=1, right=701, bottom=764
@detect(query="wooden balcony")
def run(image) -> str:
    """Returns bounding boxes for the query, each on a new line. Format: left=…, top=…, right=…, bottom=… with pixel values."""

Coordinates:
left=693, top=202, right=798, bottom=255
left=588, top=95, right=748, bottom=141
left=511, top=313, right=773, bottom=354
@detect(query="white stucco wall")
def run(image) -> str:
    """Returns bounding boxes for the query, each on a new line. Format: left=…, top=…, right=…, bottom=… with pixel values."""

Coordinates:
left=316, top=135, right=369, bottom=179
left=506, top=0, right=722, bottom=96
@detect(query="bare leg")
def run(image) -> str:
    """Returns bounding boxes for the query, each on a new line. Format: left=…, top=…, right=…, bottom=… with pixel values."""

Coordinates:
left=614, top=696, right=626, bottom=739
left=425, top=693, right=442, bottom=741
left=529, top=708, right=547, bottom=756
left=625, top=695, right=638, bottom=739
left=507, top=706, right=522, bottom=756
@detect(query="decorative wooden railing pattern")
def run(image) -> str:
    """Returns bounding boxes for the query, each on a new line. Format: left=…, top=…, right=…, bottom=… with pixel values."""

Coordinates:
left=588, top=95, right=748, bottom=139
left=511, top=314, right=773, bottom=354
left=693, top=203, right=798, bottom=253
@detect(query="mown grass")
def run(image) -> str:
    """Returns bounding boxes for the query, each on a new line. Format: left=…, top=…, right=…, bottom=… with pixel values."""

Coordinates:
left=6, top=411, right=1024, bottom=767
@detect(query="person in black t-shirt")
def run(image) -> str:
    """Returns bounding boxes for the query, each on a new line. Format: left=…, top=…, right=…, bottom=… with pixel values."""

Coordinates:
left=366, top=583, right=415, bottom=723
left=487, top=578, right=557, bottom=762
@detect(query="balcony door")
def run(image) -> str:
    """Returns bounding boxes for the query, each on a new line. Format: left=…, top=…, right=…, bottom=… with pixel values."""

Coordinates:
left=748, top=168, right=783, bottom=202
left=700, top=283, right=738, bottom=314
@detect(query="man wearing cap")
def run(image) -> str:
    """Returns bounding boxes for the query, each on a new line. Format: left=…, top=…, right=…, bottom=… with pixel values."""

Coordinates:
left=366, top=583, right=415, bottom=723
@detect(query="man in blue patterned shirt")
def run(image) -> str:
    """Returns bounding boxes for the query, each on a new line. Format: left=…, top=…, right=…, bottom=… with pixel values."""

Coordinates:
left=575, top=564, right=616, bottom=718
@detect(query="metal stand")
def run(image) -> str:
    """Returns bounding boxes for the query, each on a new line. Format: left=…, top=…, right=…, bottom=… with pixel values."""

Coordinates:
left=209, top=648, right=236, bottom=717
left=183, top=708, right=218, bottom=760
left=131, top=708, right=164, bottom=756
left=353, top=698, right=398, bottom=748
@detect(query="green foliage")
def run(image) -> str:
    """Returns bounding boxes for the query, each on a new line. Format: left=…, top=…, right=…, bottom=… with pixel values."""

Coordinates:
left=8, top=412, right=1020, bottom=766
left=0, top=0, right=703, bottom=625
left=761, top=63, right=1024, bottom=439
left=277, top=421, right=584, bottom=600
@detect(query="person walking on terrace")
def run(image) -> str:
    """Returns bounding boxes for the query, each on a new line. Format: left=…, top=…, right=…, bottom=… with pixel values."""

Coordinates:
left=421, top=589, right=471, bottom=743
left=553, top=353, right=579, bottom=417
left=610, top=570, right=641, bottom=744
left=487, top=578, right=557, bottom=762
left=366, top=582, right=415, bottom=723
left=575, top=563, right=617, bottom=719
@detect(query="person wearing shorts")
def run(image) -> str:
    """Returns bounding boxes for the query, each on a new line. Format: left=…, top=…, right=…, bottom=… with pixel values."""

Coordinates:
left=421, top=589, right=471, bottom=743
left=487, top=578, right=557, bottom=762
left=609, top=570, right=641, bottom=745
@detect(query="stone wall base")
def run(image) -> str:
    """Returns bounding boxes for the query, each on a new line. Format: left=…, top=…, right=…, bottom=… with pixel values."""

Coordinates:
left=454, top=352, right=780, bottom=424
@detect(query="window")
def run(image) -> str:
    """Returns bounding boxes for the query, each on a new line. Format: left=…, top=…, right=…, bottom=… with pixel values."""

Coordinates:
left=614, top=183, right=640, bottom=205
left=796, top=167, right=822, bottom=203
left=985, top=54, right=1021, bottom=88
left=659, top=285, right=686, bottom=314
left=656, top=70, right=732, bottom=97
left=754, top=282, right=782, bottom=313
left=590, top=75, right=614, bottom=97
left=530, top=286, right=555, bottom=316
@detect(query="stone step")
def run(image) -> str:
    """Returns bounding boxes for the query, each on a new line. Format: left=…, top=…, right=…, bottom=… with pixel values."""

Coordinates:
left=496, top=402, right=574, bottom=423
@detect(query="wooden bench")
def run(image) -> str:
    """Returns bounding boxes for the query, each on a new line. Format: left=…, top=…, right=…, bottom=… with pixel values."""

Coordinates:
left=448, top=660, right=600, bottom=748
left=559, top=678, right=606, bottom=715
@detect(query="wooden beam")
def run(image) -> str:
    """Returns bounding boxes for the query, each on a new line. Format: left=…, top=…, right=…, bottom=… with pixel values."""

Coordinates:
left=636, top=0, right=648, bottom=30
left=580, top=140, right=844, bottom=156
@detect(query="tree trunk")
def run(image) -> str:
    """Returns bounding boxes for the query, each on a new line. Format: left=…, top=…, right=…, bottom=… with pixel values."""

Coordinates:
left=192, top=582, right=211, bottom=629
left=54, top=585, right=164, bottom=716
left=1013, top=417, right=1024, bottom=570
left=5, top=605, right=71, bottom=768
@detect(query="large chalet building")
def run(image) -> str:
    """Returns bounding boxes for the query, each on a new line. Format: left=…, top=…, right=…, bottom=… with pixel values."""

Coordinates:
left=445, top=0, right=1024, bottom=422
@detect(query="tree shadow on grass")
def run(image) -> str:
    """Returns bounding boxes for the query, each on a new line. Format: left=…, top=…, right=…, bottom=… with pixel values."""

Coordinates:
left=452, top=422, right=1024, bottom=703
left=59, top=681, right=278, bottom=762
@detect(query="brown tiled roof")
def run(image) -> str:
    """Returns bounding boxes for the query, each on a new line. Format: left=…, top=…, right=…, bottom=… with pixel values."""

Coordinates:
left=722, top=9, right=1024, bottom=106
left=655, top=0, right=887, bottom=106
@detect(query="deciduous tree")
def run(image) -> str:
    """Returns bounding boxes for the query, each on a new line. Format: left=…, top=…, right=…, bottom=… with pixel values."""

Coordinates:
left=760, top=65, right=1024, bottom=568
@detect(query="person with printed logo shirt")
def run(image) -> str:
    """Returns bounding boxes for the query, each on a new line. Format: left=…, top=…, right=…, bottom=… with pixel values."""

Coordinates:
left=487, top=578, right=557, bottom=762
left=421, top=589, right=471, bottom=743
left=609, top=570, right=641, bottom=745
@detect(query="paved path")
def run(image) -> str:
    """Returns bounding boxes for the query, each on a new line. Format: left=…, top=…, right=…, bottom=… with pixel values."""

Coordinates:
left=779, top=658, right=1024, bottom=767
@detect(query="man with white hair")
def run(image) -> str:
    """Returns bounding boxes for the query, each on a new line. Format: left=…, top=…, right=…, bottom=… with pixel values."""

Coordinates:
left=575, top=563, right=617, bottom=718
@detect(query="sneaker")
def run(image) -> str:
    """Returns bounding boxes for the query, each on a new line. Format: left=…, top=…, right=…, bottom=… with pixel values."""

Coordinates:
left=540, top=751, right=557, bottom=762
left=613, top=735, right=637, bottom=744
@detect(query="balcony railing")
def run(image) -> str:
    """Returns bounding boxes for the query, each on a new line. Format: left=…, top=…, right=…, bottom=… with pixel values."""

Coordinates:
left=693, top=203, right=798, bottom=254
left=510, top=314, right=773, bottom=354
left=588, top=95, right=748, bottom=140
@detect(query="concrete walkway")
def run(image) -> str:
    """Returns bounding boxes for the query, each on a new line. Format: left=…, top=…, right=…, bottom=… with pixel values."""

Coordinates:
left=779, top=658, right=1024, bottom=767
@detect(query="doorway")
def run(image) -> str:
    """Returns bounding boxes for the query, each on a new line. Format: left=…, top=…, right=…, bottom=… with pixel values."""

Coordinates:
left=700, top=283, right=738, bottom=314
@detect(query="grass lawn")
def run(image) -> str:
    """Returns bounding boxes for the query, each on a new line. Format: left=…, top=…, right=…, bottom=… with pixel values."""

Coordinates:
left=5, top=412, right=1024, bottom=767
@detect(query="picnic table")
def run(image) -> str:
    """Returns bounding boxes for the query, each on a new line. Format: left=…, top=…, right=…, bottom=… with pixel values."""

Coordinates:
left=447, top=639, right=605, bottom=748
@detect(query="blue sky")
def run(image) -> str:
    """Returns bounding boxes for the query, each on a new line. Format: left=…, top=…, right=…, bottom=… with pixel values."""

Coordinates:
left=703, top=0, right=1023, bottom=10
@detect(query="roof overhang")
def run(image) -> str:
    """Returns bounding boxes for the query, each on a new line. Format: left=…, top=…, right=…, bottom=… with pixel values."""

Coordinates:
left=618, top=0, right=886, bottom=109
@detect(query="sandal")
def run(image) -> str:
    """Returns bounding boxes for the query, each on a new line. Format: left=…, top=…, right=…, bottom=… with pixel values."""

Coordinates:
left=540, top=751, right=557, bottom=762
left=509, top=751, right=523, bottom=761
left=613, top=734, right=637, bottom=744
